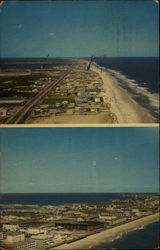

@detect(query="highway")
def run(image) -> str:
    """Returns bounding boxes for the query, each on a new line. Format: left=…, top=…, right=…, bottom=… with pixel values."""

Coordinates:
left=6, top=68, right=72, bottom=124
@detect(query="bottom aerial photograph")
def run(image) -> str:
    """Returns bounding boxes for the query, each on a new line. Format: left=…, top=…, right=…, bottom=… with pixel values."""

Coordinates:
left=0, top=126, right=159, bottom=250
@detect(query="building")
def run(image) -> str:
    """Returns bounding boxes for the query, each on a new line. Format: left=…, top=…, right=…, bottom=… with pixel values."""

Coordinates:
left=0, top=107, right=7, bottom=117
left=0, top=232, right=39, bottom=250
left=99, top=215, right=117, bottom=221
left=0, top=98, right=25, bottom=104
left=0, top=239, right=37, bottom=250
left=3, top=224, right=19, bottom=232
left=55, top=221, right=104, bottom=231
left=111, top=217, right=127, bottom=226
left=94, top=97, right=101, bottom=103
left=4, top=232, right=24, bottom=243
left=0, top=232, right=4, bottom=240
left=25, top=227, right=43, bottom=235
left=99, top=214, right=127, bottom=226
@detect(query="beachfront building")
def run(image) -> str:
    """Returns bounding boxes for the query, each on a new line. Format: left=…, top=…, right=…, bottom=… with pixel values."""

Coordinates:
left=55, top=221, right=104, bottom=231
left=110, top=217, right=127, bottom=226
left=99, top=215, right=117, bottom=221
left=99, top=214, right=127, bottom=226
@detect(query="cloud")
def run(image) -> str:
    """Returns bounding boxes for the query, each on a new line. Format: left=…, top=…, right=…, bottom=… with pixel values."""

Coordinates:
left=114, top=156, right=118, bottom=161
left=92, top=161, right=97, bottom=167
left=17, top=24, right=23, bottom=29
left=12, top=162, right=21, bottom=167
left=49, top=32, right=55, bottom=37
left=28, top=182, right=35, bottom=186
left=8, top=159, right=38, bottom=168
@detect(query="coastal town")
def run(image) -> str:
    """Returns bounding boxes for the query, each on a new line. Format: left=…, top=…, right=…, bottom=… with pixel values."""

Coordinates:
left=0, top=1, right=159, bottom=250
left=0, top=57, right=157, bottom=124
left=0, top=59, right=116, bottom=124
left=0, top=194, right=159, bottom=250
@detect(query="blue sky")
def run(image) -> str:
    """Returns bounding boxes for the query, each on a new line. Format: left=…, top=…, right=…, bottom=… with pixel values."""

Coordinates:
left=0, top=127, right=159, bottom=193
left=0, top=0, right=159, bottom=57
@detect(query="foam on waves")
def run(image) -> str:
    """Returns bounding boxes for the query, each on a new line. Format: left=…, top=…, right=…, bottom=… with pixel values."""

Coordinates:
left=94, top=62, right=159, bottom=121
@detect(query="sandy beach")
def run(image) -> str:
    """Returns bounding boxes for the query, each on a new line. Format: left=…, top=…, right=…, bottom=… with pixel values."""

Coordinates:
left=53, top=213, right=159, bottom=249
left=91, top=63, right=156, bottom=123
left=26, top=113, right=115, bottom=124
left=26, top=60, right=157, bottom=124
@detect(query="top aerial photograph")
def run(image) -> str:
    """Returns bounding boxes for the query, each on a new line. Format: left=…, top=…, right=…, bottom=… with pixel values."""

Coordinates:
left=0, top=0, right=159, bottom=125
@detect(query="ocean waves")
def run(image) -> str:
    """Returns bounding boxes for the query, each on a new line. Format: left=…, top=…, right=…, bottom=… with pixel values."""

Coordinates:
left=105, top=68, right=159, bottom=121
left=93, top=221, right=160, bottom=250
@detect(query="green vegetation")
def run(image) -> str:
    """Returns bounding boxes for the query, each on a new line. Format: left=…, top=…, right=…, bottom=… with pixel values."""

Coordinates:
left=1, top=75, right=38, bottom=82
left=0, top=103, right=23, bottom=107
left=0, top=91, right=18, bottom=97
left=14, top=86, right=34, bottom=90
left=0, top=74, right=46, bottom=89
left=0, top=68, right=31, bottom=73
left=16, top=92, right=35, bottom=98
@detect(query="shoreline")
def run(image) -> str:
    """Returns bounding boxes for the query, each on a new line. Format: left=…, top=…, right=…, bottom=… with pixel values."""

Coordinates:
left=91, top=63, right=156, bottom=123
left=53, top=213, right=159, bottom=249
left=26, top=59, right=157, bottom=124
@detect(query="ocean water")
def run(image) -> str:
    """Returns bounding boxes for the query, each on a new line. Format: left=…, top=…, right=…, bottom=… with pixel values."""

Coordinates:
left=93, top=57, right=159, bottom=93
left=93, top=57, right=159, bottom=120
left=92, top=221, right=160, bottom=250
left=0, top=193, right=142, bottom=205
left=1, top=57, right=159, bottom=119
left=0, top=193, right=159, bottom=249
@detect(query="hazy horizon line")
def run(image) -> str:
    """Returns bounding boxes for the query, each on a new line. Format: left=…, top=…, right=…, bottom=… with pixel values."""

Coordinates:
left=0, top=192, right=159, bottom=195
left=0, top=56, right=159, bottom=59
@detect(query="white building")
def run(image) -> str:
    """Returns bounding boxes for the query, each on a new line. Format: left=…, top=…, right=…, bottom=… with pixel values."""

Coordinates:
left=111, top=217, right=127, bottom=225
left=3, top=224, right=19, bottom=232
left=5, top=232, right=25, bottom=243
left=31, top=233, right=52, bottom=240
left=99, top=215, right=117, bottom=221
left=94, top=97, right=101, bottom=103
left=1, top=239, right=37, bottom=250
left=0, top=107, right=7, bottom=117
left=99, top=215, right=127, bottom=226
left=26, top=227, right=48, bottom=235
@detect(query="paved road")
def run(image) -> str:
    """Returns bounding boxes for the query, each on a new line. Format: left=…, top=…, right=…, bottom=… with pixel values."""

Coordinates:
left=7, top=69, right=71, bottom=124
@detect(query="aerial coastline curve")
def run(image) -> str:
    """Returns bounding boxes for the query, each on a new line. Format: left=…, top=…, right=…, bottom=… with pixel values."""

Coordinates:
left=53, top=213, right=159, bottom=250
left=90, top=61, right=157, bottom=124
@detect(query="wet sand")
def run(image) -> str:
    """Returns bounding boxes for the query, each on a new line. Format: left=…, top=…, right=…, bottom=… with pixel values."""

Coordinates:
left=53, top=213, right=159, bottom=250
left=26, top=60, right=156, bottom=124
left=91, top=63, right=156, bottom=123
